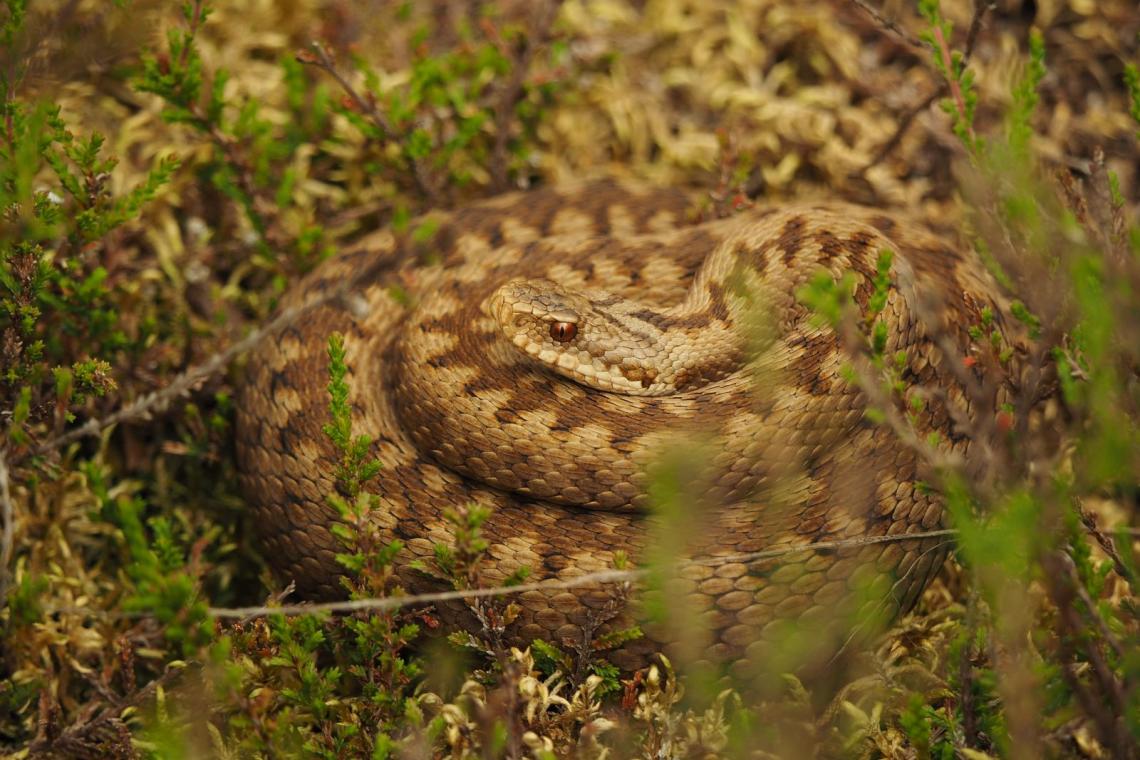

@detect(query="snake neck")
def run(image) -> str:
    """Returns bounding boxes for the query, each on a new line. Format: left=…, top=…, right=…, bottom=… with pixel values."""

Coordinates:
left=610, top=298, right=745, bottom=393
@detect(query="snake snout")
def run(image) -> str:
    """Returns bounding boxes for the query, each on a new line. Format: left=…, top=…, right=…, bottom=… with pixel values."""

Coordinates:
left=489, top=278, right=587, bottom=334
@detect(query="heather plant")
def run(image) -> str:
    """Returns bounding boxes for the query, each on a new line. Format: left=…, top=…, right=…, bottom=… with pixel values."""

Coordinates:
left=0, top=100, right=176, bottom=447
left=817, top=7, right=1140, bottom=756
left=134, top=0, right=334, bottom=267
left=2, top=0, right=567, bottom=753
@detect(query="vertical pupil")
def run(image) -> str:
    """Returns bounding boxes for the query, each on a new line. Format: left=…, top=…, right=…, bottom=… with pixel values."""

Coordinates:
left=550, top=322, right=576, bottom=342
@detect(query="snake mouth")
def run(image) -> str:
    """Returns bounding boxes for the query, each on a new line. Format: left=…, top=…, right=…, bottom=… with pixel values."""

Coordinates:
left=485, top=288, right=513, bottom=329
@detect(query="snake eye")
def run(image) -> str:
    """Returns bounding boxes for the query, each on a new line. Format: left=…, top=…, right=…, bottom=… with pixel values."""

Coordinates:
left=549, top=321, right=577, bottom=342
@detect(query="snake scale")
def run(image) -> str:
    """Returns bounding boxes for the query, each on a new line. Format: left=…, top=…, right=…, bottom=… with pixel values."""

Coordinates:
left=236, top=179, right=1026, bottom=673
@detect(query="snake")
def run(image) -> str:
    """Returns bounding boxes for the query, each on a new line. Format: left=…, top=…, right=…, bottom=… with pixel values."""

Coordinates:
left=236, top=179, right=1027, bottom=674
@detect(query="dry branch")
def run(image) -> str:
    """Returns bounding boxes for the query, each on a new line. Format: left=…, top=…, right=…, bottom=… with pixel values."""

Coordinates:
left=0, top=452, right=12, bottom=606
left=205, top=529, right=958, bottom=619
left=301, top=41, right=443, bottom=205
left=848, top=0, right=925, bottom=50
left=852, top=0, right=994, bottom=176
left=487, top=0, right=559, bottom=192
left=30, top=281, right=369, bottom=460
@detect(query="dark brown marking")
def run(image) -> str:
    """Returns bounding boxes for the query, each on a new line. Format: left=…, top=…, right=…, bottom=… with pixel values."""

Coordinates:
left=843, top=230, right=875, bottom=258
left=741, top=240, right=768, bottom=274
left=707, top=282, right=730, bottom=321
left=630, top=308, right=670, bottom=329
left=487, top=223, right=504, bottom=247
left=631, top=309, right=707, bottom=330
left=279, top=324, right=306, bottom=342
left=419, top=328, right=499, bottom=371
left=629, top=282, right=726, bottom=330
left=533, top=192, right=586, bottom=238
left=591, top=200, right=612, bottom=236
left=796, top=515, right=828, bottom=536
left=672, top=349, right=743, bottom=392
left=268, top=369, right=289, bottom=396
left=870, top=215, right=897, bottom=236
left=619, top=365, right=658, bottom=387
left=813, top=229, right=845, bottom=265
left=417, top=316, right=456, bottom=334
left=848, top=245, right=879, bottom=282
left=484, top=379, right=564, bottom=426
left=777, top=215, right=809, bottom=265
left=464, top=371, right=517, bottom=397
left=787, top=333, right=838, bottom=395
left=906, top=244, right=964, bottom=291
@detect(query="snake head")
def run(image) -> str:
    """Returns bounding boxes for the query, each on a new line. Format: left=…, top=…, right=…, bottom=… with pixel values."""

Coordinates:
left=487, top=278, right=669, bottom=395
left=489, top=278, right=587, bottom=338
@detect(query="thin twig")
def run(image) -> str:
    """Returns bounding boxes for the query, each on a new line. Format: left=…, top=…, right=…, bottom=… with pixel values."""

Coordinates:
left=1078, top=499, right=1133, bottom=582
left=960, top=2, right=994, bottom=70
left=26, top=663, right=185, bottom=757
left=205, top=529, right=957, bottom=619
left=0, top=451, right=13, bottom=606
left=301, top=41, right=442, bottom=204
left=304, top=41, right=396, bottom=135
left=932, top=25, right=974, bottom=144
left=854, top=1, right=993, bottom=176
left=856, top=89, right=941, bottom=175
left=1062, top=551, right=1125, bottom=659
left=848, top=0, right=925, bottom=50
left=487, top=0, right=558, bottom=192
left=34, top=529, right=957, bottom=621
left=959, top=591, right=979, bottom=747
left=30, top=282, right=363, bottom=459
left=1044, top=549, right=1133, bottom=756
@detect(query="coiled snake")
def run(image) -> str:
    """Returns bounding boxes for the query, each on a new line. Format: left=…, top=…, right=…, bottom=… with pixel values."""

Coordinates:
left=236, top=180, right=1023, bottom=672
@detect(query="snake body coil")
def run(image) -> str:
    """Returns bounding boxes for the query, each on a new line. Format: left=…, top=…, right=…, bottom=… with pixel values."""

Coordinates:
left=237, top=180, right=1023, bottom=672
